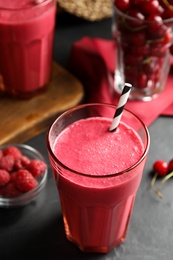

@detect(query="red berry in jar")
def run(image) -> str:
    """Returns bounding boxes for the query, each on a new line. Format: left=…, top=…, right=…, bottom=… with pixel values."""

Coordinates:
left=146, top=14, right=163, bottom=34
left=124, top=53, right=143, bottom=66
left=136, top=72, right=148, bottom=88
left=126, top=8, right=145, bottom=27
left=114, top=0, right=130, bottom=12
left=125, top=31, right=146, bottom=46
left=153, top=160, right=168, bottom=176
left=162, top=8, right=173, bottom=19
left=113, top=0, right=173, bottom=93
left=140, top=0, right=160, bottom=15
left=162, top=28, right=173, bottom=45
left=150, top=44, right=167, bottom=57
left=142, top=57, right=158, bottom=74
left=130, top=44, right=150, bottom=57
left=170, top=43, right=173, bottom=54
left=131, top=0, right=144, bottom=5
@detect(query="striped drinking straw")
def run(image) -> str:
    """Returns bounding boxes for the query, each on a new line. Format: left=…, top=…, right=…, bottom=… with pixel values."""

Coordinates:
left=109, top=83, right=132, bottom=132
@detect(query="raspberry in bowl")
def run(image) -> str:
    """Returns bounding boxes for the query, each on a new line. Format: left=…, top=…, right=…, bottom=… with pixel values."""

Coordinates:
left=0, top=144, right=48, bottom=207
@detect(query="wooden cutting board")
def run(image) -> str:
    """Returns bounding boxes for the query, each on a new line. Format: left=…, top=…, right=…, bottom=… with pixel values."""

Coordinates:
left=0, top=62, right=84, bottom=145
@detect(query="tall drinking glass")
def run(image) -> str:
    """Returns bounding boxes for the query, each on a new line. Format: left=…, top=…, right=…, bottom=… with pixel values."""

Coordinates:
left=47, top=103, right=150, bottom=253
left=0, top=0, right=56, bottom=99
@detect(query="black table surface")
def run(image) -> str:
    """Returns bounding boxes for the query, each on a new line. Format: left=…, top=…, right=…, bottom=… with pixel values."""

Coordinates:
left=1, top=11, right=173, bottom=260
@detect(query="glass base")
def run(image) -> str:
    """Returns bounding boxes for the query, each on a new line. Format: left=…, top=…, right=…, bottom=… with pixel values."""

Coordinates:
left=114, top=71, right=164, bottom=102
left=5, top=85, right=47, bottom=99
left=113, top=50, right=171, bottom=102
left=67, top=235, right=126, bottom=253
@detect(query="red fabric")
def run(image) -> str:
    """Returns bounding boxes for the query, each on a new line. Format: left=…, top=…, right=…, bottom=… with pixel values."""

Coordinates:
left=68, top=37, right=173, bottom=126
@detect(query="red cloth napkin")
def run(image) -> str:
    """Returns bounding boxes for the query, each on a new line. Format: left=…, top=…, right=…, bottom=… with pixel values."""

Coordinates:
left=68, top=37, right=173, bottom=126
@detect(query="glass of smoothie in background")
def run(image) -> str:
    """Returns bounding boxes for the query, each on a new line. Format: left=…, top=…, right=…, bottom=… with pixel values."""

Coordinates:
left=0, top=0, right=56, bottom=99
left=112, top=0, right=173, bottom=101
left=47, top=103, right=150, bottom=253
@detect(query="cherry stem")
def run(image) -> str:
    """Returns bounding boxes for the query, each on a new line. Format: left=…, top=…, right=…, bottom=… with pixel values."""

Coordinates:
left=150, top=173, right=163, bottom=198
left=162, top=0, right=173, bottom=11
left=150, top=172, right=158, bottom=189
left=150, top=171, right=173, bottom=199
left=155, top=171, right=173, bottom=199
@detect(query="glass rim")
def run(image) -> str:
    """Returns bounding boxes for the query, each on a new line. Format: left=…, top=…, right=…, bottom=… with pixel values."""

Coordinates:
left=0, top=0, right=55, bottom=11
left=114, top=5, right=173, bottom=24
left=47, top=103, right=150, bottom=179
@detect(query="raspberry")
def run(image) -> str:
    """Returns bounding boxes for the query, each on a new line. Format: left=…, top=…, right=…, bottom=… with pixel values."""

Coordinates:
left=0, top=145, right=47, bottom=198
left=27, top=159, right=47, bottom=178
left=20, top=156, right=30, bottom=167
left=0, top=169, right=10, bottom=187
left=0, top=155, right=15, bottom=172
left=3, top=182, right=22, bottom=197
left=14, top=156, right=30, bottom=170
left=3, top=146, right=22, bottom=159
left=13, top=169, right=38, bottom=192
left=10, top=171, right=17, bottom=182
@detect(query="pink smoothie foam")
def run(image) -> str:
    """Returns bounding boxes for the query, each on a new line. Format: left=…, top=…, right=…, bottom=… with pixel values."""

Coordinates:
left=0, top=0, right=56, bottom=98
left=52, top=117, right=146, bottom=252
left=54, top=117, right=144, bottom=176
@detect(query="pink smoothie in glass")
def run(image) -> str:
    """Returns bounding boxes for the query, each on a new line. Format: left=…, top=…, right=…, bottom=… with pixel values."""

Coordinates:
left=52, top=117, right=145, bottom=252
left=0, top=0, right=56, bottom=98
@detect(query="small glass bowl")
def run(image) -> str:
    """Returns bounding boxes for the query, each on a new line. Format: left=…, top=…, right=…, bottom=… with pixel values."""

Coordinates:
left=0, top=144, right=48, bottom=207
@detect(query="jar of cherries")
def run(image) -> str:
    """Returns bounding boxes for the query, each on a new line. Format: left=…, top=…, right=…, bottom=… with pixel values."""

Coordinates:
left=113, top=0, right=173, bottom=101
